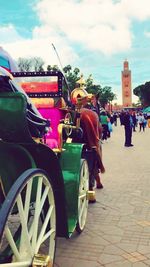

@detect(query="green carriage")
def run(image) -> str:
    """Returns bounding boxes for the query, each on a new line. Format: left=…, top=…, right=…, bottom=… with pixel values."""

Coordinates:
left=0, top=67, right=92, bottom=266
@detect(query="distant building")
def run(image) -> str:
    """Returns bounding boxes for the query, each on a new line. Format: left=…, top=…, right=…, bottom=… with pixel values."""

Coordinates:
left=121, top=60, right=132, bottom=107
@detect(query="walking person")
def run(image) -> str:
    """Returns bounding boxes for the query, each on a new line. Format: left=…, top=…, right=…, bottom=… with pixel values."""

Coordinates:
left=119, top=110, right=125, bottom=126
left=143, top=114, right=147, bottom=129
left=99, top=111, right=109, bottom=141
left=106, top=111, right=112, bottom=138
left=147, top=112, right=150, bottom=128
left=132, top=111, right=137, bottom=132
left=122, top=110, right=134, bottom=147
left=113, top=113, right=118, bottom=126
left=138, top=113, right=145, bottom=132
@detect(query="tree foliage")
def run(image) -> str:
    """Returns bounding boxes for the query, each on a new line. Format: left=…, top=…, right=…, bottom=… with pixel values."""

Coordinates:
left=133, top=82, right=150, bottom=107
left=18, top=58, right=32, bottom=71
left=17, top=57, right=116, bottom=108
left=32, top=57, right=44, bottom=71
left=47, top=64, right=59, bottom=71
left=98, top=86, right=116, bottom=108
left=62, top=69, right=116, bottom=107
left=85, top=75, right=116, bottom=107
left=63, top=65, right=80, bottom=91
left=17, top=57, right=44, bottom=71
left=85, top=74, right=101, bottom=95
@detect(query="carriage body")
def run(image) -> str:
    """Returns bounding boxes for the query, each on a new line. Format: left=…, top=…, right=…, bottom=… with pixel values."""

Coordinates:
left=0, top=69, right=91, bottom=266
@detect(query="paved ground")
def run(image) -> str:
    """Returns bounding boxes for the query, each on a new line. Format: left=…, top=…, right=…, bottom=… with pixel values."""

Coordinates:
left=54, top=122, right=150, bottom=267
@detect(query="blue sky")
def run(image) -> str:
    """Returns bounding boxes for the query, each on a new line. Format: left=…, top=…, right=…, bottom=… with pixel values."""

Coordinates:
left=1, top=0, right=150, bottom=104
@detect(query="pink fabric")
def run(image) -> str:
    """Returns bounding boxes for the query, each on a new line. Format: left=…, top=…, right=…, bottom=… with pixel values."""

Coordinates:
left=38, top=107, right=65, bottom=148
left=39, top=108, right=64, bottom=139
left=46, top=138, right=58, bottom=149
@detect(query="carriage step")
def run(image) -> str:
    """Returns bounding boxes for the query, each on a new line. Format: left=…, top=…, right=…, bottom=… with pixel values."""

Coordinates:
left=87, top=190, right=96, bottom=203
left=32, top=254, right=52, bottom=267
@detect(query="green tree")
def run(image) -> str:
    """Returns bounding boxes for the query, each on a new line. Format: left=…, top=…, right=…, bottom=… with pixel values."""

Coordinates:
left=98, top=86, right=116, bottom=108
left=85, top=75, right=116, bottom=108
left=47, top=65, right=52, bottom=71
left=133, top=82, right=150, bottom=107
left=63, top=65, right=80, bottom=92
left=32, top=57, right=44, bottom=71
left=17, top=58, right=116, bottom=108
left=62, top=67, right=116, bottom=108
left=47, top=64, right=59, bottom=71
left=132, top=101, right=141, bottom=108
left=85, top=75, right=102, bottom=95
left=18, top=57, right=32, bottom=71
left=17, top=57, right=44, bottom=71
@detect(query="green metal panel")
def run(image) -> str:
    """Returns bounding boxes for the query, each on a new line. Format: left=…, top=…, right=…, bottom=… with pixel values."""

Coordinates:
left=60, top=143, right=83, bottom=236
left=0, top=92, right=34, bottom=143
left=0, top=141, right=36, bottom=203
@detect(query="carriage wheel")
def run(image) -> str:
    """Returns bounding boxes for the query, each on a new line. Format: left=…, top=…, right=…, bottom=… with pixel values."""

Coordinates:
left=0, top=169, right=56, bottom=267
left=76, top=159, right=89, bottom=233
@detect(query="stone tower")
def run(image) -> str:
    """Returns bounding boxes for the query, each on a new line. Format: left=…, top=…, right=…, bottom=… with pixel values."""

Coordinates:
left=121, top=60, right=132, bottom=107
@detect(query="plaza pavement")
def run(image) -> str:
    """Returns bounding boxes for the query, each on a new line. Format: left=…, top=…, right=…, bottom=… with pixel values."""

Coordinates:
left=54, top=122, right=150, bottom=267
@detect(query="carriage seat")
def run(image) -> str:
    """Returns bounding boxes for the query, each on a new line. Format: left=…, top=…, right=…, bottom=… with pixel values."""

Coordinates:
left=0, top=92, right=40, bottom=143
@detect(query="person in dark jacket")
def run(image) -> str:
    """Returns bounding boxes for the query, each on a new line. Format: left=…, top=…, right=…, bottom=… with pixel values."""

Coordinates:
left=119, top=111, right=125, bottom=125
left=113, top=113, right=118, bottom=126
left=131, top=111, right=137, bottom=132
left=123, top=111, right=134, bottom=147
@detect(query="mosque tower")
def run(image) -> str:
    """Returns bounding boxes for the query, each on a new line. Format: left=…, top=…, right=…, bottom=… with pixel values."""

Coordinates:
left=121, top=60, right=132, bottom=107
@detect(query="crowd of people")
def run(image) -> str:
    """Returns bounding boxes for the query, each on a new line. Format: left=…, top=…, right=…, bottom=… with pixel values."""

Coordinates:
left=99, top=109, right=150, bottom=144
left=70, top=82, right=149, bottom=198
left=119, top=110, right=150, bottom=147
left=99, top=111, right=118, bottom=141
left=96, top=108, right=150, bottom=191
left=82, top=93, right=149, bottom=188
left=119, top=110, right=149, bottom=130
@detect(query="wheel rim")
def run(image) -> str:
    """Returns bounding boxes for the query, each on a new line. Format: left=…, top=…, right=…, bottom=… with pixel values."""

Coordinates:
left=0, top=172, right=56, bottom=266
left=77, top=160, right=89, bottom=231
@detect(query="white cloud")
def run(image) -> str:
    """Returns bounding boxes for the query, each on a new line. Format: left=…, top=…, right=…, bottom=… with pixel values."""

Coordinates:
left=2, top=0, right=150, bottom=63
left=0, top=23, right=78, bottom=68
left=3, top=36, right=78, bottom=68
left=121, top=0, right=150, bottom=21
left=35, top=0, right=133, bottom=55
left=0, top=25, right=23, bottom=43
left=1, top=0, right=150, bottom=80
left=34, top=0, right=150, bottom=56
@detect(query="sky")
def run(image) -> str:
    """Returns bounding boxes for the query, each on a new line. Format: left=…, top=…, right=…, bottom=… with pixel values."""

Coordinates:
left=1, top=0, right=150, bottom=104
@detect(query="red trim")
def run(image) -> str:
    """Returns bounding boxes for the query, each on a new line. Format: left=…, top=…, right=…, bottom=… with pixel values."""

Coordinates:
left=21, top=82, right=58, bottom=93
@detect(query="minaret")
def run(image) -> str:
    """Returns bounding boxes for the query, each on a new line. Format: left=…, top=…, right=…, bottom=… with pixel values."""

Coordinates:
left=121, top=60, right=132, bottom=107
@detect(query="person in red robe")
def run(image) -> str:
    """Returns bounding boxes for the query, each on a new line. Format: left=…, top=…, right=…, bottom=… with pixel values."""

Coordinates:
left=71, top=80, right=105, bottom=192
left=80, top=106, right=105, bottom=190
